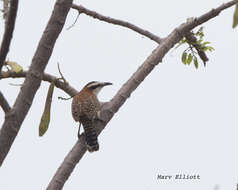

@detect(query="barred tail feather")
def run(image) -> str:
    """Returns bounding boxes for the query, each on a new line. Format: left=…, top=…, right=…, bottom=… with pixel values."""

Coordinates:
left=82, top=120, right=99, bottom=152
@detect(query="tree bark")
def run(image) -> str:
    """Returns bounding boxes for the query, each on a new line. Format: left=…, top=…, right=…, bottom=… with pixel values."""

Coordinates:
left=0, top=0, right=73, bottom=167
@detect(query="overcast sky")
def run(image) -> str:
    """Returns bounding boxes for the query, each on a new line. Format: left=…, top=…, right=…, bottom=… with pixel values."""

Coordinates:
left=0, top=0, right=238, bottom=190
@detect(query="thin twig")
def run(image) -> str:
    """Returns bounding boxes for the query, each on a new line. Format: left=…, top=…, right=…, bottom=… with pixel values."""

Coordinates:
left=66, top=11, right=80, bottom=30
left=71, top=4, right=163, bottom=44
left=0, top=91, right=11, bottom=113
left=8, top=82, right=22, bottom=86
left=0, top=0, right=18, bottom=74
left=57, top=63, right=68, bottom=85
left=0, top=70, right=78, bottom=97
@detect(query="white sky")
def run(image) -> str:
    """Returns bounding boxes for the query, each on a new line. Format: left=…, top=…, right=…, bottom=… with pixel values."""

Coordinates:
left=0, top=0, right=238, bottom=190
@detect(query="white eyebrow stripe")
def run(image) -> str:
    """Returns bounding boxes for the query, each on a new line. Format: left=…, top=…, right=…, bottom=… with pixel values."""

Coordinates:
left=87, top=82, right=100, bottom=88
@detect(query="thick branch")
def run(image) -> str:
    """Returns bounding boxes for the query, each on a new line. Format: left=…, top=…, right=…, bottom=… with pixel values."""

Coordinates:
left=47, top=1, right=237, bottom=189
left=0, top=0, right=73, bottom=166
left=0, top=91, right=11, bottom=113
left=0, top=70, right=78, bottom=97
left=47, top=136, right=87, bottom=190
left=0, top=0, right=18, bottom=73
left=71, top=4, right=163, bottom=44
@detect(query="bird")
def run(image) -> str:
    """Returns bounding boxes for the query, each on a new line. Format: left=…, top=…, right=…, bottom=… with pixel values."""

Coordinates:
left=71, top=81, right=112, bottom=152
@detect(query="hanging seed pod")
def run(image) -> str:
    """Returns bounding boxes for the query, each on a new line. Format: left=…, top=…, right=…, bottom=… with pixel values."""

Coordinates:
left=39, top=81, right=55, bottom=137
left=233, top=4, right=238, bottom=28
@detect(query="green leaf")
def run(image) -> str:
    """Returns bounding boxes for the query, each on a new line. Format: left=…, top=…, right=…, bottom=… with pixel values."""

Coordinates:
left=206, top=46, right=215, bottom=52
left=202, top=41, right=210, bottom=46
left=181, top=52, right=187, bottom=64
left=39, top=81, right=55, bottom=137
left=194, top=57, right=198, bottom=69
left=6, top=61, right=23, bottom=73
left=232, top=4, right=238, bottom=28
left=187, top=54, right=193, bottom=65
left=197, top=39, right=203, bottom=45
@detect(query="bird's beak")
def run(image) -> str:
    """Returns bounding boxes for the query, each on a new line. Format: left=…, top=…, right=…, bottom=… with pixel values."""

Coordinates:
left=102, top=82, right=113, bottom=86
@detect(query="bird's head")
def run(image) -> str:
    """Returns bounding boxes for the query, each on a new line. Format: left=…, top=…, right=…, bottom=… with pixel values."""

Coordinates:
left=84, top=81, right=113, bottom=95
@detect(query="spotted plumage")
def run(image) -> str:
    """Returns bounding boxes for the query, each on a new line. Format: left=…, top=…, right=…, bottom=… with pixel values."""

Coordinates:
left=71, top=81, right=112, bottom=152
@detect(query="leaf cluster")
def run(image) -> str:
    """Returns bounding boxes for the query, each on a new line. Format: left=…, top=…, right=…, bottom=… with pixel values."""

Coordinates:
left=175, top=27, right=214, bottom=69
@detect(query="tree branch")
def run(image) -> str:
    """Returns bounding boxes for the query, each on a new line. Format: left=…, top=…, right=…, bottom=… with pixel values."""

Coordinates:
left=0, top=70, right=78, bottom=97
left=0, top=91, right=11, bottom=113
left=47, top=1, right=237, bottom=189
left=0, top=0, right=73, bottom=167
left=71, top=4, right=163, bottom=44
left=0, top=0, right=18, bottom=74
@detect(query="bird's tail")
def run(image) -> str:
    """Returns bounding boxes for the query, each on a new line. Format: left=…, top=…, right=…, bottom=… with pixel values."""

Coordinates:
left=82, top=120, right=99, bottom=152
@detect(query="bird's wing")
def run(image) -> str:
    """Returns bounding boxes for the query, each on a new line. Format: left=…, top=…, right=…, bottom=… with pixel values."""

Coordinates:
left=71, top=98, right=82, bottom=122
